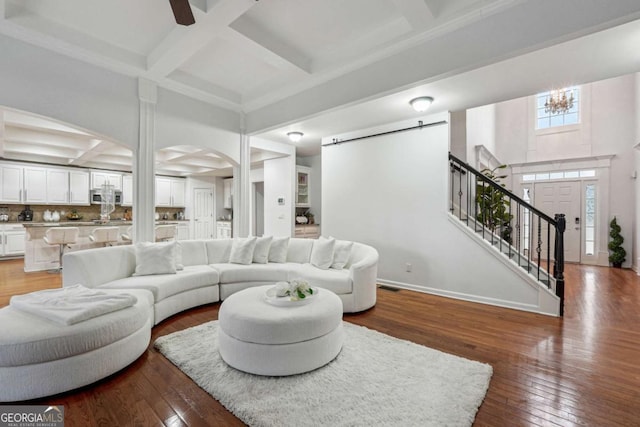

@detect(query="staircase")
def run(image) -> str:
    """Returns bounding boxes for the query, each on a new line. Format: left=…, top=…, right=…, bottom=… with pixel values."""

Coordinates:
left=448, top=153, right=566, bottom=315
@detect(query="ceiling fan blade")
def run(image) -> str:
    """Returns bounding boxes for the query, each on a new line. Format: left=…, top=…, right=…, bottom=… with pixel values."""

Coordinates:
left=169, top=0, right=195, bottom=26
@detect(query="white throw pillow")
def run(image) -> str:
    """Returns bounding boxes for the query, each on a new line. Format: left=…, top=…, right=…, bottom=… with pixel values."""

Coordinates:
left=133, top=241, right=177, bottom=276
left=331, top=240, right=353, bottom=269
left=310, top=236, right=336, bottom=270
left=229, top=237, right=257, bottom=265
left=268, top=237, right=290, bottom=263
left=253, top=236, right=273, bottom=264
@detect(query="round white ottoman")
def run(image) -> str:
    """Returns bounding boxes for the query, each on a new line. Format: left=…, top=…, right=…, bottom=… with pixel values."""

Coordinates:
left=218, top=285, right=344, bottom=376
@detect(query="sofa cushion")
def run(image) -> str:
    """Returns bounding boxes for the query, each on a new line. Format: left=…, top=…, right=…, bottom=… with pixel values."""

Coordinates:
left=253, top=236, right=272, bottom=264
left=99, top=265, right=219, bottom=302
left=133, top=241, right=177, bottom=276
left=288, top=264, right=352, bottom=295
left=178, top=240, right=209, bottom=267
left=229, top=237, right=257, bottom=265
left=0, top=289, right=153, bottom=367
left=331, top=240, right=354, bottom=269
left=310, top=236, right=335, bottom=270
left=268, top=236, right=289, bottom=263
left=212, top=263, right=289, bottom=284
left=63, top=245, right=136, bottom=288
left=205, top=239, right=232, bottom=263
left=287, top=238, right=313, bottom=264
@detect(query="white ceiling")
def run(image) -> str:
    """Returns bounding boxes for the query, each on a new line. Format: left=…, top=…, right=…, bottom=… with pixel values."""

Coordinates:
left=1, top=0, right=640, bottom=161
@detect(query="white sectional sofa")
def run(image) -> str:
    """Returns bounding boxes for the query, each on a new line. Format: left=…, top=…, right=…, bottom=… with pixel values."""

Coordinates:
left=62, top=237, right=379, bottom=324
left=0, top=237, right=378, bottom=402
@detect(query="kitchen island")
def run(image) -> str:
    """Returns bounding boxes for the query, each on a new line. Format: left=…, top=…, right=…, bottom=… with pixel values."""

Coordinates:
left=23, top=221, right=179, bottom=272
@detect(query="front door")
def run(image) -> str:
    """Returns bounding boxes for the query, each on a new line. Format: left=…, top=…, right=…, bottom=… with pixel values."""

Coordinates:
left=534, top=181, right=581, bottom=263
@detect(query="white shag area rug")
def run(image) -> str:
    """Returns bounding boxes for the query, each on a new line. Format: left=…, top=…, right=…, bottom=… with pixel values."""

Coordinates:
left=154, top=321, right=492, bottom=427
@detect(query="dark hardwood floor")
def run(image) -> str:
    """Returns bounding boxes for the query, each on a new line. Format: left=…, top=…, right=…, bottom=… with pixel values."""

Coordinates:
left=1, top=258, right=640, bottom=426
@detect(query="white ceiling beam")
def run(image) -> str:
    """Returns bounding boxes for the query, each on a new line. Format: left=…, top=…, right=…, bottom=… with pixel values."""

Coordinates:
left=68, top=140, right=113, bottom=166
left=391, top=0, right=436, bottom=30
left=146, top=0, right=257, bottom=80
left=0, top=13, right=145, bottom=77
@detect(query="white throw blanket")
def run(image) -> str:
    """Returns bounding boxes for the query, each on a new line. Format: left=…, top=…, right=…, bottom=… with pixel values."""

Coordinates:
left=10, top=285, right=137, bottom=325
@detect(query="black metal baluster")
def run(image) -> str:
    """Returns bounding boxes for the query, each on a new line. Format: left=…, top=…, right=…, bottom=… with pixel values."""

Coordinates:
left=536, top=215, right=542, bottom=281
left=458, top=166, right=463, bottom=220
left=450, top=163, right=454, bottom=214
left=547, top=224, right=551, bottom=286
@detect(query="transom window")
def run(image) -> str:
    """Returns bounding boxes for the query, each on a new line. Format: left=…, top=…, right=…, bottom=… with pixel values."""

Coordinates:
left=522, top=169, right=595, bottom=182
left=536, top=87, right=580, bottom=129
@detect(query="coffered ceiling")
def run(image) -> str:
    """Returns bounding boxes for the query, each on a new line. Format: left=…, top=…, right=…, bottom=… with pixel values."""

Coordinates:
left=1, top=0, right=640, bottom=160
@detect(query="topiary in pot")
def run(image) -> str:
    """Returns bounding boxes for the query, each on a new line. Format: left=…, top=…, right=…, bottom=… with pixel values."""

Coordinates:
left=608, top=217, right=626, bottom=268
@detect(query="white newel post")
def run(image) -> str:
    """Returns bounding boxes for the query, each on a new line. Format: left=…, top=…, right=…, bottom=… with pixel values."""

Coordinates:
left=135, top=78, right=157, bottom=243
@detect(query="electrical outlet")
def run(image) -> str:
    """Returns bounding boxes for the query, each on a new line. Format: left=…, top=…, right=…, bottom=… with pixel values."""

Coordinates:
left=405, top=263, right=412, bottom=272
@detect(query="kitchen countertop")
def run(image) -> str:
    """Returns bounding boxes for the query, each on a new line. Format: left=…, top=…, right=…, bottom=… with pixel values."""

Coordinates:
left=21, top=221, right=181, bottom=228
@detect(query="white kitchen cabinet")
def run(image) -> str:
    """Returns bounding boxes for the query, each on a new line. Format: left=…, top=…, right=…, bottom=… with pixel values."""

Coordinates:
left=176, top=222, right=190, bottom=240
left=216, top=221, right=232, bottom=239
left=69, top=170, right=90, bottom=205
left=91, top=171, right=122, bottom=191
left=47, top=169, right=90, bottom=205
left=0, top=164, right=24, bottom=203
left=171, top=179, right=185, bottom=207
left=295, top=166, right=310, bottom=208
left=23, top=166, right=48, bottom=204
left=156, top=177, right=186, bottom=207
left=46, top=169, right=69, bottom=204
left=121, top=174, right=133, bottom=206
left=223, top=178, right=233, bottom=209
left=1, top=224, right=25, bottom=256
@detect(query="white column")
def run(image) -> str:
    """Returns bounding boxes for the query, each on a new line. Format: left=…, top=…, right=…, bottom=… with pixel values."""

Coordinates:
left=134, top=78, right=157, bottom=243
left=237, top=132, right=251, bottom=237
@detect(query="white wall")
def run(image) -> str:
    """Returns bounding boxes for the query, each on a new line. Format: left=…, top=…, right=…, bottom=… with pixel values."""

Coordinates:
left=263, top=156, right=295, bottom=237
left=156, top=89, right=241, bottom=164
left=297, top=154, right=322, bottom=226
left=0, top=34, right=138, bottom=149
left=322, top=113, right=557, bottom=315
left=493, top=75, right=636, bottom=268
left=467, top=104, right=496, bottom=165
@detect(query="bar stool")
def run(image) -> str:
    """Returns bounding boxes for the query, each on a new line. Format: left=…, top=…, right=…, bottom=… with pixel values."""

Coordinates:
left=89, top=226, right=120, bottom=247
left=43, top=227, right=79, bottom=273
left=155, top=224, right=176, bottom=242
left=121, top=226, right=133, bottom=243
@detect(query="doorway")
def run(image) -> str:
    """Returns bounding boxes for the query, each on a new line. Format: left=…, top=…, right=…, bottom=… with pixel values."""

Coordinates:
left=193, top=187, right=214, bottom=239
left=534, top=181, right=581, bottom=263
left=252, top=182, right=264, bottom=237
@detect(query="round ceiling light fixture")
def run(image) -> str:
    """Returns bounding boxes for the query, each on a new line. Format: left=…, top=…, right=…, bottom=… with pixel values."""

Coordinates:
left=409, top=96, right=434, bottom=112
left=287, top=131, right=304, bottom=142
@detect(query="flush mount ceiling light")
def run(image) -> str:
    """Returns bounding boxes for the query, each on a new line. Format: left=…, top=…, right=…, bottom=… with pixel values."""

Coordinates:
left=287, top=131, right=304, bottom=143
left=409, top=96, right=434, bottom=112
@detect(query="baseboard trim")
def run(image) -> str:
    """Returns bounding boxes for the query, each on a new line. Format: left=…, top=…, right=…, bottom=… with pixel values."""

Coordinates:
left=377, top=279, right=559, bottom=317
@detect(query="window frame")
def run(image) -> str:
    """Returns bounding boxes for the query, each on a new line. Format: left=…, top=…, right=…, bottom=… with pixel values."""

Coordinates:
left=535, top=87, right=581, bottom=132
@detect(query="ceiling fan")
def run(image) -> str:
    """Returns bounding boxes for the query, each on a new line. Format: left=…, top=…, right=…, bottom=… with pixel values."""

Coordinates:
left=169, top=0, right=195, bottom=26
left=169, top=0, right=259, bottom=26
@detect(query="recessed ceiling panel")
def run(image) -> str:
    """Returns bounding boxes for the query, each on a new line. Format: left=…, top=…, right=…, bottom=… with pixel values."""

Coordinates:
left=231, top=0, right=402, bottom=63
left=177, top=37, right=283, bottom=95
left=11, top=0, right=175, bottom=55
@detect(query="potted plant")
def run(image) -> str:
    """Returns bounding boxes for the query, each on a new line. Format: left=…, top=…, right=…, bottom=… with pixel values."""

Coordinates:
left=476, top=164, right=513, bottom=243
left=608, top=217, right=626, bottom=268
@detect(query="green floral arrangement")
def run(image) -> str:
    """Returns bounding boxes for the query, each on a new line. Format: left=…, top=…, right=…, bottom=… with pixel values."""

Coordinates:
left=273, top=279, right=314, bottom=301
